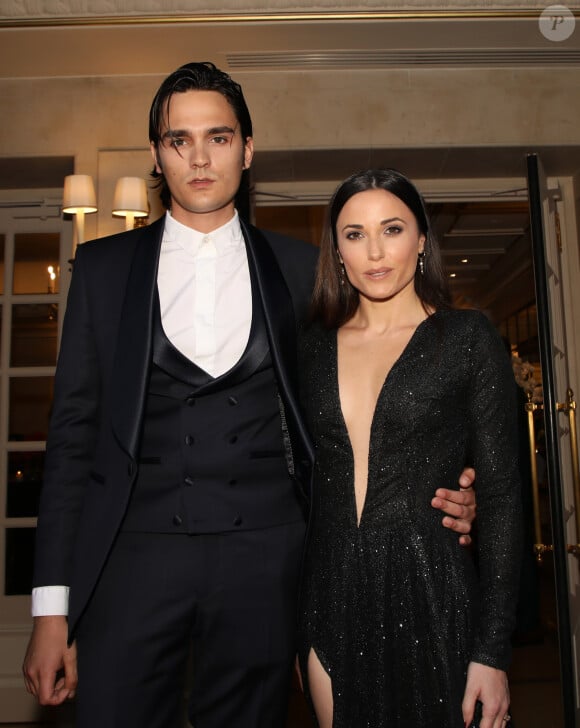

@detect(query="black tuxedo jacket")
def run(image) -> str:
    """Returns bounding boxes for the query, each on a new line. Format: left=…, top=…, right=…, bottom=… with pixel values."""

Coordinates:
left=32, top=215, right=318, bottom=637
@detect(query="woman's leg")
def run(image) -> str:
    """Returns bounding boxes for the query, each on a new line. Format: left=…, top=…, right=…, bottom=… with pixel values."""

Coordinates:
left=307, top=648, right=334, bottom=728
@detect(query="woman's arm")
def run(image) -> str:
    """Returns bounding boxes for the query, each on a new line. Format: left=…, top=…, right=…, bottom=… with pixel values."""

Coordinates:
left=461, top=313, right=523, bottom=725
left=467, top=313, right=523, bottom=666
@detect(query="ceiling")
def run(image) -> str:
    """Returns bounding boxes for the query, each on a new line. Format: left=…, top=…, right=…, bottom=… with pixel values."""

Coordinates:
left=429, top=198, right=533, bottom=316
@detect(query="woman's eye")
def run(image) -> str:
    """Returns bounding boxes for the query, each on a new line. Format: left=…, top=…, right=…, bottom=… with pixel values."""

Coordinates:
left=385, top=225, right=402, bottom=235
left=345, top=231, right=362, bottom=240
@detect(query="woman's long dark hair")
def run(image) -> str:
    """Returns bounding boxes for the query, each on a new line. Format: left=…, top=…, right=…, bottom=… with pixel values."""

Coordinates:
left=310, top=168, right=452, bottom=328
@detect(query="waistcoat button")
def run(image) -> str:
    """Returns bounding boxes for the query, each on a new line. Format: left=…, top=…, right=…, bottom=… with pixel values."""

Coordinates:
left=233, top=516, right=243, bottom=527
left=185, top=396, right=196, bottom=407
left=184, top=434, right=194, bottom=446
left=184, top=476, right=194, bottom=487
left=228, top=396, right=239, bottom=406
left=173, top=515, right=183, bottom=526
left=229, top=479, right=237, bottom=486
left=229, top=435, right=238, bottom=444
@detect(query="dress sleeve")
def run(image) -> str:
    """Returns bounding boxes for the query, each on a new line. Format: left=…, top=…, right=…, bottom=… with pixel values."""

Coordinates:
left=467, top=313, right=524, bottom=671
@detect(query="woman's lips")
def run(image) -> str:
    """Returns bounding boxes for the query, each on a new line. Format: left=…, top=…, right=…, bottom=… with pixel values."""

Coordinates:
left=365, top=268, right=392, bottom=279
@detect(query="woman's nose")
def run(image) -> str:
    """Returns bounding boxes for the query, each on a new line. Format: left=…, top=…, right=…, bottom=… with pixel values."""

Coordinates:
left=367, top=237, right=385, bottom=260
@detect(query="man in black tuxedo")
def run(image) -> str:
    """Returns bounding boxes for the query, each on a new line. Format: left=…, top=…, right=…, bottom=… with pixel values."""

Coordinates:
left=22, top=62, right=476, bottom=727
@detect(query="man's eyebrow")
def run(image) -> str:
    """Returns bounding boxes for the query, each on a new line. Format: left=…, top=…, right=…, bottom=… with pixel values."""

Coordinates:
left=161, top=125, right=236, bottom=140
left=208, top=125, right=237, bottom=135
left=162, top=128, right=187, bottom=140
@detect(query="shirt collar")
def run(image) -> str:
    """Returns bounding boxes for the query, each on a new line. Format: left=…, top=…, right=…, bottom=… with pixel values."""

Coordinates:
left=163, top=209, right=244, bottom=256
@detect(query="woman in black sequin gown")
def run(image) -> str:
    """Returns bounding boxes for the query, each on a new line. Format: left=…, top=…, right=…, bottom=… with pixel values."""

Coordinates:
left=297, top=169, right=522, bottom=728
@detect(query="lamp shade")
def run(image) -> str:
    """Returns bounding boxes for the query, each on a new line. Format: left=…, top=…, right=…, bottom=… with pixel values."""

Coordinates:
left=112, top=177, right=149, bottom=218
left=62, top=174, right=97, bottom=214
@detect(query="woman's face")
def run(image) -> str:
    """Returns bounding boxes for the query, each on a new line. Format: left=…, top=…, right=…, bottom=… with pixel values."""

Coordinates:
left=336, top=188, right=425, bottom=304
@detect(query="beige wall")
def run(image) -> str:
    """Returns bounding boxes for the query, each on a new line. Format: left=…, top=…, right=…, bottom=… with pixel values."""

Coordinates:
left=245, top=67, right=580, bottom=148
left=2, top=65, right=580, bottom=236
left=3, top=66, right=579, bottom=154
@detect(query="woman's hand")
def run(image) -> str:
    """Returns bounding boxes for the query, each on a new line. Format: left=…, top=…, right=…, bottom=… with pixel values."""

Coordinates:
left=462, top=661, right=510, bottom=728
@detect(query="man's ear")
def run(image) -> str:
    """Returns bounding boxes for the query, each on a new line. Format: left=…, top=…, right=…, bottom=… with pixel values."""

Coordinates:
left=243, top=137, right=254, bottom=170
left=150, top=142, right=162, bottom=174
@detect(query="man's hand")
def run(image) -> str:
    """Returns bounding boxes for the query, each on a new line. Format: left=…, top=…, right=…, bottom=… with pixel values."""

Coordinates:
left=431, top=467, right=476, bottom=546
left=23, top=615, right=77, bottom=705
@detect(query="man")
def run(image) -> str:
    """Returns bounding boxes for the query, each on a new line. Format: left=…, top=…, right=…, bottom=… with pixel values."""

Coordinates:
left=23, top=62, right=475, bottom=727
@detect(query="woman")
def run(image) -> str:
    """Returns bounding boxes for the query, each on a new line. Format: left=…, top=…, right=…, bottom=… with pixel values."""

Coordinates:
left=297, top=169, right=522, bottom=728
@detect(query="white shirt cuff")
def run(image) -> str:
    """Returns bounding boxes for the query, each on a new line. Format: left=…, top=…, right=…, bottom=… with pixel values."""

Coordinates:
left=31, top=586, right=69, bottom=616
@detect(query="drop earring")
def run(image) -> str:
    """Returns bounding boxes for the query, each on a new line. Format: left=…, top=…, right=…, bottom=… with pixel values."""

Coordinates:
left=338, top=254, right=346, bottom=286
left=418, top=251, right=426, bottom=276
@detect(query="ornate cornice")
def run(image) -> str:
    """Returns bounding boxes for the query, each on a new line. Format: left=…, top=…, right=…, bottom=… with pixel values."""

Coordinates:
left=0, top=10, right=562, bottom=29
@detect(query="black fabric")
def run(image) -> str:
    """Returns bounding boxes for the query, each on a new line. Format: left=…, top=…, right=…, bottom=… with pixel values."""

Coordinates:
left=33, top=219, right=317, bottom=637
left=121, top=336, right=302, bottom=534
left=297, top=309, right=523, bottom=727
left=75, top=522, right=306, bottom=728
left=119, top=276, right=303, bottom=534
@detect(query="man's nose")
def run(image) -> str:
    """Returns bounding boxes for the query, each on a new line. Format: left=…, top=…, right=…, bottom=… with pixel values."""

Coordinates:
left=189, top=143, right=210, bottom=168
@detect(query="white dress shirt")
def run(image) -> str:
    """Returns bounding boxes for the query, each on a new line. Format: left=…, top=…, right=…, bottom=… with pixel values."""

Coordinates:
left=32, top=210, right=252, bottom=616
left=158, top=209, right=251, bottom=376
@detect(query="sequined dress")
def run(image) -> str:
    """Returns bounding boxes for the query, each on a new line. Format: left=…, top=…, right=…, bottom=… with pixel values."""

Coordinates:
left=297, top=309, right=522, bottom=727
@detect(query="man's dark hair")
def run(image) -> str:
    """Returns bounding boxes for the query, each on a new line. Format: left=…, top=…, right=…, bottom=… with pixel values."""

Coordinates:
left=310, top=168, right=452, bottom=328
left=149, top=62, right=253, bottom=209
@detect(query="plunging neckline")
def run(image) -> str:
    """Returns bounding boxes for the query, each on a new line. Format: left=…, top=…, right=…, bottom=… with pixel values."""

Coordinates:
left=334, top=313, right=435, bottom=527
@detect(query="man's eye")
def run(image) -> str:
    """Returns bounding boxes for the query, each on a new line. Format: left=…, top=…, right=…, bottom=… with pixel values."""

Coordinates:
left=170, top=137, right=187, bottom=148
left=211, top=135, right=229, bottom=144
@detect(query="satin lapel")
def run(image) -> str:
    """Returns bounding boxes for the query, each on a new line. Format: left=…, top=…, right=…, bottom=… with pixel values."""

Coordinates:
left=240, top=220, right=298, bottom=396
left=110, top=218, right=164, bottom=458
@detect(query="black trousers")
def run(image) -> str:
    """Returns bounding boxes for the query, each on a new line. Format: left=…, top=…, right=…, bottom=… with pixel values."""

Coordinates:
left=74, top=521, right=306, bottom=728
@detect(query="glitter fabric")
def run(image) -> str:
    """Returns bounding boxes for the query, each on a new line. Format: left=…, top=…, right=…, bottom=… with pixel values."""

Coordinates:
left=297, top=309, right=523, bottom=728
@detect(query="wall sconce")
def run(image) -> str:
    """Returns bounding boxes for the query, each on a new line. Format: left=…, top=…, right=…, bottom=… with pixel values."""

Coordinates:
left=62, top=174, right=98, bottom=258
left=112, top=177, right=149, bottom=230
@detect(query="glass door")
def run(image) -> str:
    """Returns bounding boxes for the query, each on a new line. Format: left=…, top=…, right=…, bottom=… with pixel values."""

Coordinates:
left=526, top=153, right=580, bottom=728
left=0, top=203, right=72, bottom=721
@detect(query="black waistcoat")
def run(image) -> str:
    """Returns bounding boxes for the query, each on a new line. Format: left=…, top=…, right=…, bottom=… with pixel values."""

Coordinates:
left=121, top=286, right=305, bottom=534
